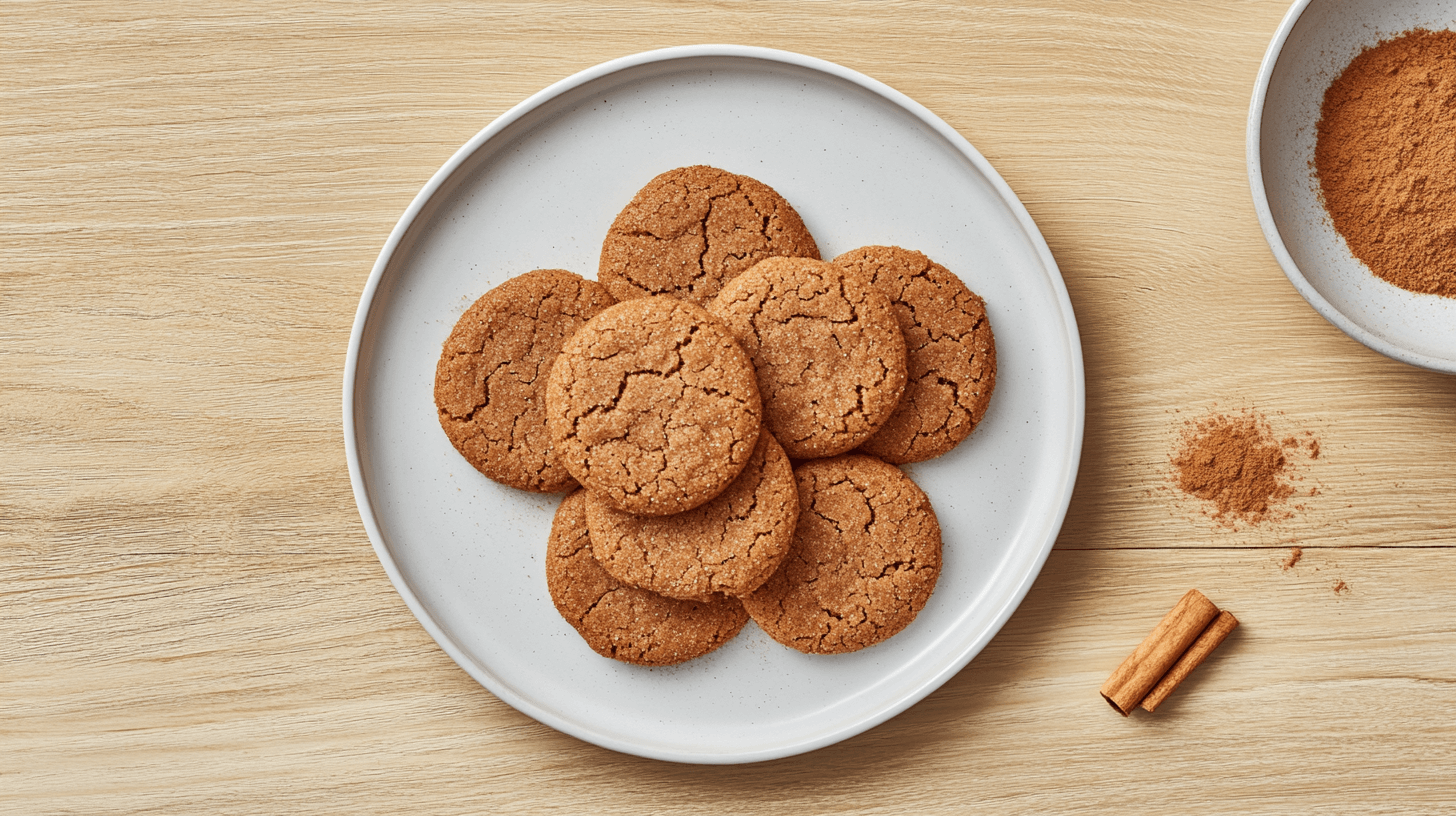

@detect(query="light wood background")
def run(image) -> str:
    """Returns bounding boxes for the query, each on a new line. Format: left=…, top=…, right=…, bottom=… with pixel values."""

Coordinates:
left=5, top=2, right=1455, bottom=813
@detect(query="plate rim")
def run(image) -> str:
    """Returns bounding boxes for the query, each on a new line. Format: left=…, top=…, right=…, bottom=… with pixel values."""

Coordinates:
left=343, top=43, right=1086, bottom=763
left=1246, top=0, right=1456, bottom=375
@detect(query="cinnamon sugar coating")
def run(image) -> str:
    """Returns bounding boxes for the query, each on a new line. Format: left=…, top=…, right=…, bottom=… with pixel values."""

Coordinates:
left=434, top=269, right=615, bottom=492
left=546, top=296, right=762, bottom=516
left=585, top=430, right=799, bottom=600
left=741, top=455, right=941, bottom=654
left=599, top=165, right=820, bottom=305
left=833, top=246, right=996, bottom=463
left=708, top=257, right=907, bottom=460
left=546, top=491, right=749, bottom=666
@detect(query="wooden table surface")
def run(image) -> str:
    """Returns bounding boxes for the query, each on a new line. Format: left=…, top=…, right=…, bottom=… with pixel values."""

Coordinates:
left=6, top=2, right=1455, bottom=812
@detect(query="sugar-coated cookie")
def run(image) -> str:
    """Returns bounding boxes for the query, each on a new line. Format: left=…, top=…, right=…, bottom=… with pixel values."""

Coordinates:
left=434, top=269, right=615, bottom=492
left=546, top=296, right=762, bottom=516
left=708, top=257, right=907, bottom=460
left=741, top=454, right=941, bottom=654
left=585, top=430, right=799, bottom=600
left=598, top=165, right=820, bottom=305
left=546, top=490, right=749, bottom=666
left=833, top=246, right=996, bottom=463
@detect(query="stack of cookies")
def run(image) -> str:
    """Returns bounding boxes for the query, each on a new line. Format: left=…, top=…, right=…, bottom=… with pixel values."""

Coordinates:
left=434, top=166, right=997, bottom=666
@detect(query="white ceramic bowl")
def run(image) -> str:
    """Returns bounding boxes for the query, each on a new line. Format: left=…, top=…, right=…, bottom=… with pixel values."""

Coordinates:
left=1248, top=0, right=1456, bottom=374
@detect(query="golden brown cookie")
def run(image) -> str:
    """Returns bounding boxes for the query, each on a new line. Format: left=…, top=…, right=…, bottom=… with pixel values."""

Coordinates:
left=741, top=455, right=941, bottom=655
left=546, top=490, right=749, bottom=666
left=708, top=257, right=908, bottom=460
left=434, top=269, right=615, bottom=492
left=585, top=430, right=799, bottom=601
left=833, top=246, right=997, bottom=463
left=545, top=296, right=762, bottom=516
left=598, top=165, right=820, bottom=305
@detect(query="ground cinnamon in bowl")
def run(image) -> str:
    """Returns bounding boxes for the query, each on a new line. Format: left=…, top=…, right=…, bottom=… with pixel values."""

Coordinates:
left=1171, top=410, right=1311, bottom=528
left=1315, top=28, right=1456, bottom=299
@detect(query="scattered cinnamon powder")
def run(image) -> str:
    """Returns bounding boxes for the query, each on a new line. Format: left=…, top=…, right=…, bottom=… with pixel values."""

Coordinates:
left=1282, top=546, right=1304, bottom=570
left=1315, top=29, right=1456, bottom=298
left=1333, top=580, right=1350, bottom=595
left=1171, top=410, right=1306, bottom=527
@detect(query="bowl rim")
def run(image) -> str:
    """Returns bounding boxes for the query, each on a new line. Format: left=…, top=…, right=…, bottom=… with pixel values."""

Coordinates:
left=1246, top=0, right=1456, bottom=375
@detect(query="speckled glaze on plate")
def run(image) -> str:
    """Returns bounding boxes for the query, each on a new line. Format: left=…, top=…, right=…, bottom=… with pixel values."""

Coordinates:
left=343, top=45, right=1084, bottom=764
left=1249, top=0, right=1456, bottom=374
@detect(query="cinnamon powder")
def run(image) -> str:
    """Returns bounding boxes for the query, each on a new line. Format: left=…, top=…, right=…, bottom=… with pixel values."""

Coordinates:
left=1172, top=411, right=1302, bottom=527
left=1282, top=546, right=1304, bottom=570
left=1315, top=29, right=1456, bottom=299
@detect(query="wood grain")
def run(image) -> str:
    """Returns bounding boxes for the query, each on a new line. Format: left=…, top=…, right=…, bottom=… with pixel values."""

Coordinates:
left=4, top=1, right=1455, bottom=813
left=5, top=550, right=1454, bottom=812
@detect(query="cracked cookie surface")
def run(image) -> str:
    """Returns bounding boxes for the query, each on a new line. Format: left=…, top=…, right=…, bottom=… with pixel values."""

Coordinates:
left=434, top=269, right=615, bottom=492
left=546, top=490, right=749, bottom=666
left=708, top=257, right=907, bottom=460
left=585, top=430, right=799, bottom=601
left=546, top=296, right=762, bottom=516
left=598, top=165, right=820, bottom=306
left=740, top=454, right=941, bottom=655
left=833, top=246, right=996, bottom=463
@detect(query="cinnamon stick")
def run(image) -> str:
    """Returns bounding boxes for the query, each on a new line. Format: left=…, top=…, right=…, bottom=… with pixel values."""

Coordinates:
left=1099, top=589, right=1220, bottom=716
left=1139, top=609, right=1239, bottom=712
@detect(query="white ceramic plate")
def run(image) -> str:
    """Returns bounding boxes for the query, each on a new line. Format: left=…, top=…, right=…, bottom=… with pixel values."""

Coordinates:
left=344, top=45, right=1084, bottom=764
left=1249, top=0, right=1456, bottom=373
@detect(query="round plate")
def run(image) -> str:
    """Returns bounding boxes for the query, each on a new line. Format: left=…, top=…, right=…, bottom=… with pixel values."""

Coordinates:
left=1249, top=0, right=1456, bottom=373
left=344, top=45, right=1084, bottom=764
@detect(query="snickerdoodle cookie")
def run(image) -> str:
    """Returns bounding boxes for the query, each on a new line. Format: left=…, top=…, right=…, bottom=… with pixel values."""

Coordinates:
left=708, top=257, right=907, bottom=460
left=741, top=454, right=941, bottom=655
left=598, top=165, right=820, bottom=305
left=585, top=430, right=798, bottom=600
left=833, top=246, right=996, bottom=463
left=546, top=490, right=749, bottom=666
left=434, top=269, right=615, bottom=492
left=545, top=296, right=762, bottom=516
